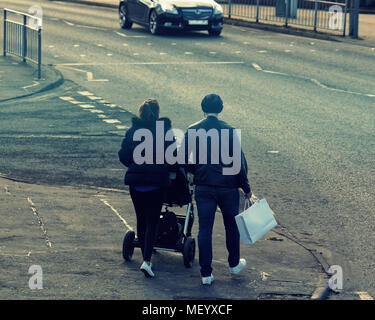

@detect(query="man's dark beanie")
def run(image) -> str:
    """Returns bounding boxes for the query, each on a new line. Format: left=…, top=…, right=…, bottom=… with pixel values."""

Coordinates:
left=201, top=94, right=223, bottom=114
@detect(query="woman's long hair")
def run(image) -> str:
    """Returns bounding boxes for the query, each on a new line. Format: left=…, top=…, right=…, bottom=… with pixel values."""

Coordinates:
left=138, top=99, right=160, bottom=122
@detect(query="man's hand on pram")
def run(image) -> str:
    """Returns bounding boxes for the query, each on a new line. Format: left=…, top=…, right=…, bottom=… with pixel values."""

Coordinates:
left=187, top=173, right=194, bottom=186
left=244, top=192, right=252, bottom=200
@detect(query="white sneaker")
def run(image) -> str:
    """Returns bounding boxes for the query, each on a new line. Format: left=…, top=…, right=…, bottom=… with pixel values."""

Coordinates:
left=201, top=274, right=214, bottom=285
left=230, top=258, right=246, bottom=275
left=140, top=262, right=154, bottom=278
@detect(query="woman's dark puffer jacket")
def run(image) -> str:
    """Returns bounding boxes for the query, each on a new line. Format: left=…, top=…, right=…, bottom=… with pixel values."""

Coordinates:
left=118, top=117, right=175, bottom=187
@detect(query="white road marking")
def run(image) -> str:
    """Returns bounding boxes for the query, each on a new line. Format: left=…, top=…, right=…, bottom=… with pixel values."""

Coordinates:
left=97, top=114, right=108, bottom=118
left=184, top=52, right=193, bottom=55
left=73, top=44, right=80, bottom=48
left=97, top=44, right=103, bottom=47
left=23, top=81, right=40, bottom=90
left=133, top=53, right=140, bottom=56
left=87, top=95, right=102, bottom=100
left=257, top=50, right=267, bottom=53
left=116, top=31, right=127, bottom=38
left=79, top=104, right=95, bottom=109
left=48, top=45, right=54, bottom=48
left=243, top=41, right=249, bottom=45
left=57, top=61, right=244, bottom=66
left=59, top=96, right=75, bottom=101
left=69, top=100, right=85, bottom=104
left=107, top=53, right=113, bottom=56
left=80, top=54, right=86, bottom=57
left=76, top=24, right=106, bottom=31
left=4, top=186, right=10, bottom=195
left=59, top=65, right=108, bottom=82
left=78, top=91, right=94, bottom=96
left=356, top=292, right=374, bottom=300
left=89, top=109, right=104, bottom=113
left=263, top=70, right=288, bottom=76
left=123, top=43, right=128, bottom=47
left=27, top=197, right=52, bottom=248
left=63, top=20, right=74, bottom=26
left=115, top=31, right=146, bottom=38
left=284, top=49, right=292, bottom=53
left=234, top=51, right=241, bottom=54
left=251, top=62, right=375, bottom=97
left=252, top=63, right=262, bottom=71
left=209, top=52, right=216, bottom=55
left=1, top=134, right=82, bottom=139
left=86, top=72, right=109, bottom=82
left=103, top=119, right=121, bottom=124
left=267, top=150, right=280, bottom=154
left=99, top=198, right=133, bottom=231
left=116, top=125, right=129, bottom=130
left=171, top=42, right=177, bottom=46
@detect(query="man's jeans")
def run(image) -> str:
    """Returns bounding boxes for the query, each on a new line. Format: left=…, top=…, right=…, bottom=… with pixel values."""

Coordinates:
left=194, top=185, right=240, bottom=277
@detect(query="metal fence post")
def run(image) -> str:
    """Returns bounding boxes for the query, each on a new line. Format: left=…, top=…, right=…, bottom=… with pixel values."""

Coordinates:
left=3, top=10, right=7, bottom=56
left=313, top=0, right=318, bottom=32
left=256, top=0, right=260, bottom=23
left=38, top=27, right=41, bottom=79
left=228, top=0, right=232, bottom=19
left=22, top=15, right=27, bottom=62
left=343, top=0, right=348, bottom=37
left=285, top=0, right=290, bottom=27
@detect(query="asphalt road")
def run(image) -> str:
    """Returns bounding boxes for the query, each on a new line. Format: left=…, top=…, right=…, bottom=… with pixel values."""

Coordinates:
left=1, top=0, right=375, bottom=299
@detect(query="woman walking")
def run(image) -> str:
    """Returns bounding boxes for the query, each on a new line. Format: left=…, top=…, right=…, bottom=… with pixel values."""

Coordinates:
left=118, top=99, right=174, bottom=278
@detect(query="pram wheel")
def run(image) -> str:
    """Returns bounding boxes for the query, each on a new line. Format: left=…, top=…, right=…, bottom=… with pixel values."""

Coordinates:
left=183, top=237, right=195, bottom=268
left=123, top=230, right=135, bottom=261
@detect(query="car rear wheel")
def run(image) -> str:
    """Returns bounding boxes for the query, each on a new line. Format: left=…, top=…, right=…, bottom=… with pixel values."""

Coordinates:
left=119, top=4, right=133, bottom=29
left=149, top=10, right=162, bottom=35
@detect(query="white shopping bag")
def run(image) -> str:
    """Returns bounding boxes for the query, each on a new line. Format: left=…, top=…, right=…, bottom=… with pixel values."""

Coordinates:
left=235, top=198, right=277, bottom=244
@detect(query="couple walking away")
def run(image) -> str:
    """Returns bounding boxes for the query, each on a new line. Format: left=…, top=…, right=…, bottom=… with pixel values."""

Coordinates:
left=118, top=94, right=252, bottom=285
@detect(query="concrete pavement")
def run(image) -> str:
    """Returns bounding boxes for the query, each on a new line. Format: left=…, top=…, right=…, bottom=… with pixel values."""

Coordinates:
left=0, top=56, right=63, bottom=103
left=0, top=174, right=328, bottom=300
left=0, top=55, right=330, bottom=300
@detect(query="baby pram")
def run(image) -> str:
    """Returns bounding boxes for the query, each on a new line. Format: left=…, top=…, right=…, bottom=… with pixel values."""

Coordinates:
left=122, top=168, right=196, bottom=268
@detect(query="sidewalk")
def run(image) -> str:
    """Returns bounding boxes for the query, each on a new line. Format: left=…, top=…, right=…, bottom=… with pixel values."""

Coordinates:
left=0, top=56, right=63, bottom=103
left=0, top=175, right=328, bottom=300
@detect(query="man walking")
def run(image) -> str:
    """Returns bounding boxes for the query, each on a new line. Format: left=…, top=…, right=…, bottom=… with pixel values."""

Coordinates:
left=183, top=94, right=252, bottom=285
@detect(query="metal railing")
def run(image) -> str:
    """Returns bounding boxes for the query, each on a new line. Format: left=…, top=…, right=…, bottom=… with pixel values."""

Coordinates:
left=219, top=0, right=349, bottom=36
left=3, top=8, right=42, bottom=79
